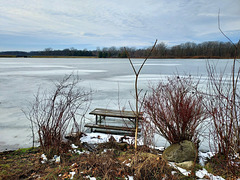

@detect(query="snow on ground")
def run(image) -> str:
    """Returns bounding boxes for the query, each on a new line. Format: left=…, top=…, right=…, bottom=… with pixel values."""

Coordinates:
left=168, top=162, right=191, bottom=176
left=86, top=176, right=96, bottom=180
left=196, top=168, right=225, bottom=180
left=80, top=132, right=141, bottom=145
left=69, top=172, right=76, bottom=179
left=199, top=151, right=215, bottom=166
left=79, top=132, right=226, bottom=180
left=126, top=176, right=134, bottom=180
left=169, top=162, right=225, bottom=180
left=149, top=145, right=165, bottom=152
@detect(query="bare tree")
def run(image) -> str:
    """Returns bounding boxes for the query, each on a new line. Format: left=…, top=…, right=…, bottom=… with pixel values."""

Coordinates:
left=125, top=40, right=157, bottom=150
left=25, top=74, right=91, bottom=157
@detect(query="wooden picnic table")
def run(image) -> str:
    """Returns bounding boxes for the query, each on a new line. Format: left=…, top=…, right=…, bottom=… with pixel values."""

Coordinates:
left=85, top=108, right=143, bottom=136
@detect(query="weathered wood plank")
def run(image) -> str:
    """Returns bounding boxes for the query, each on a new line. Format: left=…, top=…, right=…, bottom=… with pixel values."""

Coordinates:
left=89, top=108, right=143, bottom=119
left=85, top=123, right=141, bottom=132
left=90, top=129, right=136, bottom=136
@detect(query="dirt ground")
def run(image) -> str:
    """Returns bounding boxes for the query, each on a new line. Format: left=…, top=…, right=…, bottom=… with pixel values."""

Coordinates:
left=0, top=142, right=239, bottom=180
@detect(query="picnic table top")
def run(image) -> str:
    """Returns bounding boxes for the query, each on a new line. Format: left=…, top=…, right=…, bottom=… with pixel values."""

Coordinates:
left=89, top=108, right=143, bottom=119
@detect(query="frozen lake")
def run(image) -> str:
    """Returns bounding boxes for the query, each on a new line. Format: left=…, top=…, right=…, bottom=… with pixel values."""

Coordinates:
left=0, top=58, right=235, bottom=151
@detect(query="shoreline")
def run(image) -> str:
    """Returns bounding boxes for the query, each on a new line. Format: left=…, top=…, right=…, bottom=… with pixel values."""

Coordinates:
left=0, top=55, right=235, bottom=59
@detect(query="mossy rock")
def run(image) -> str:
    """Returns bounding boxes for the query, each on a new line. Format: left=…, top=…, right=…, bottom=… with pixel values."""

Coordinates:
left=162, top=140, right=197, bottom=163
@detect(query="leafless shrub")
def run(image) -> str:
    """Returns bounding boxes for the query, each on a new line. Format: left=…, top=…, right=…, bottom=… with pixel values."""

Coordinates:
left=206, top=39, right=240, bottom=176
left=207, top=62, right=240, bottom=155
left=144, top=76, right=207, bottom=145
left=140, top=115, right=155, bottom=147
left=25, top=74, right=91, bottom=157
left=203, top=11, right=240, bottom=177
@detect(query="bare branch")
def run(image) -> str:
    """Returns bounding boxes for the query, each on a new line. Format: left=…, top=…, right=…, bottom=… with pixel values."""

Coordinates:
left=218, top=9, right=237, bottom=49
left=137, top=39, right=158, bottom=75
left=125, top=48, right=137, bottom=75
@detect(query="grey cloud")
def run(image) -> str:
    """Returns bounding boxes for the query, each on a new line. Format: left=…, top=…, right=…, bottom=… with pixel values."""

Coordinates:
left=0, top=0, right=239, bottom=51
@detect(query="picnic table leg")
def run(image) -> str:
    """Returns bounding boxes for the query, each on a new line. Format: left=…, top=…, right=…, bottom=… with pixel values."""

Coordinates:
left=102, top=116, right=105, bottom=124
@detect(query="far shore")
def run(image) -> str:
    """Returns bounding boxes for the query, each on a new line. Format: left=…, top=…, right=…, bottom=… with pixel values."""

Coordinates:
left=0, top=55, right=235, bottom=59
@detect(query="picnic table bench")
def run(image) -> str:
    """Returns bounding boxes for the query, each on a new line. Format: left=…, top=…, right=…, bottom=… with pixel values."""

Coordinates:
left=85, top=108, right=143, bottom=136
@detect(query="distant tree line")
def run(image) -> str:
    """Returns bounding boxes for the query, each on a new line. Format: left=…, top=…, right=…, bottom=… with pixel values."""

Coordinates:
left=40, top=48, right=94, bottom=56
left=0, top=48, right=94, bottom=57
left=97, top=41, right=240, bottom=59
left=0, top=41, right=239, bottom=58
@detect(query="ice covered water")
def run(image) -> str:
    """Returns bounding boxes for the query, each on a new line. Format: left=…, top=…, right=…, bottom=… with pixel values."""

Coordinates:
left=0, top=58, right=235, bottom=151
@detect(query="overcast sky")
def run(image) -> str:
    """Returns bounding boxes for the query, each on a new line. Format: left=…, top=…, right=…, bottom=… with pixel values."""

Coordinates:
left=0, top=0, right=239, bottom=51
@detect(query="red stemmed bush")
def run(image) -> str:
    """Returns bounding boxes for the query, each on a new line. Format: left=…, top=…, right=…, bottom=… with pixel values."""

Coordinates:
left=144, top=76, right=207, bottom=145
left=25, top=74, right=91, bottom=157
left=203, top=14, right=240, bottom=177
left=206, top=60, right=240, bottom=176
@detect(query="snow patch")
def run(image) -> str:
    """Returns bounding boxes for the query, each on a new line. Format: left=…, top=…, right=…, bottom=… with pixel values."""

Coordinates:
left=85, top=175, right=96, bottom=180
left=126, top=175, right=134, bottom=180
left=80, top=132, right=143, bottom=145
left=169, top=162, right=191, bottom=176
left=199, top=151, right=215, bottom=166
left=54, top=155, right=61, bottom=163
left=71, top=144, right=78, bottom=149
left=41, top=154, right=47, bottom=164
left=196, top=168, right=225, bottom=180
left=69, top=171, right=75, bottom=179
left=169, top=161, right=225, bottom=179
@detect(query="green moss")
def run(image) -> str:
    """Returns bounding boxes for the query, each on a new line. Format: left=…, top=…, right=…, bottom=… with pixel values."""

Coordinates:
left=15, top=147, right=39, bottom=154
left=0, top=164, right=11, bottom=168
left=0, top=170, right=8, bottom=176
left=194, top=163, right=203, bottom=171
